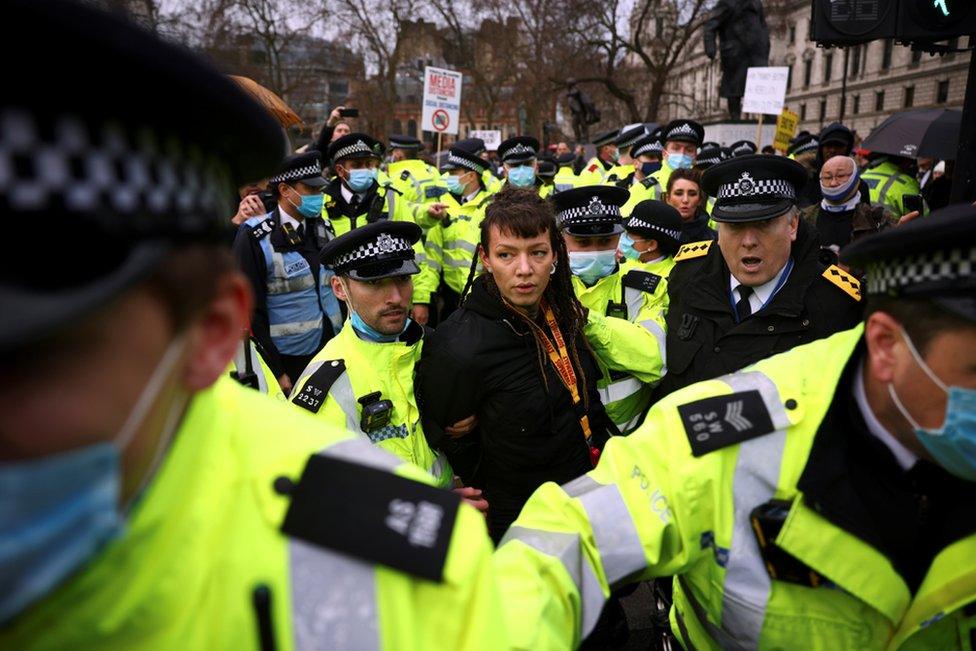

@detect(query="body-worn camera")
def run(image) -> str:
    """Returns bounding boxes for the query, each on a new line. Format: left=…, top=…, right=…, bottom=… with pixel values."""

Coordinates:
left=359, top=392, right=393, bottom=432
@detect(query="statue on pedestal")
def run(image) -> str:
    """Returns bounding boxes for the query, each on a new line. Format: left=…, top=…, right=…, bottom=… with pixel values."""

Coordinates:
left=565, top=79, right=601, bottom=144
left=704, top=0, right=771, bottom=121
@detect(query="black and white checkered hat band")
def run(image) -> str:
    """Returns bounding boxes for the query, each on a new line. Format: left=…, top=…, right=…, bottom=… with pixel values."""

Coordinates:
left=0, top=109, right=230, bottom=218
left=448, top=153, right=485, bottom=174
left=618, top=134, right=643, bottom=149
left=332, top=140, right=375, bottom=161
left=557, top=203, right=622, bottom=226
left=269, top=163, right=322, bottom=185
left=502, top=144, right=535, bottom=160
left=331, top=233, right=414, bottom=270
left=627, top=217, right=680, bottom=240
left=718, top=176, right=795, bottom=200
left=633, top=142, right=663, bottom=157
left=733, top=145, right=754, bottom=155
left=866, top=247, right=976, bottom=295
left=667, top=124, right=698, bottom=140
left=698, top=154, right=723, bottom=166
left=794, top=141, right=819, bottom=154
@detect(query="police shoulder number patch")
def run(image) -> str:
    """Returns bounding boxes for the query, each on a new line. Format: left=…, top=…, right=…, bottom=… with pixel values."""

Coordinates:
left=821, top=265, right=862, bottom=301
left=677, top=390, right=776, bottom=457
left=291, top=359, right=346, bottom=414
left=622, top=269, right=662, bottom=295
left=281, top=453, right=459, bottom=582
left=674, top=239, right=713, bottom=262
left=249, top=217, right=276, bottom=241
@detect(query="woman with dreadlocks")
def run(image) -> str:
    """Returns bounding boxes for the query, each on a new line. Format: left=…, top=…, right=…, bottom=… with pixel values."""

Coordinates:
left=417, top=187, right=655, bottom=543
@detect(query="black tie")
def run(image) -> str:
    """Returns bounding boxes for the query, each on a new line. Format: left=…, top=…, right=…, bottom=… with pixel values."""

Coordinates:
left=735, top=285, right=753, bottom=322
left=296, top=223, right=305, bottom=241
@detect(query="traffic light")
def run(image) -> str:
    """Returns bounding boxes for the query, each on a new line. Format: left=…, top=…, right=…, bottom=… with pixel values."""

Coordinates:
left=811, top=0, right=976, bottom=45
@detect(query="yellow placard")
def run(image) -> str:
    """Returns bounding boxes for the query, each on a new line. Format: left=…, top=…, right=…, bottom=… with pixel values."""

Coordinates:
left=773, top=109, right=799, bottom=152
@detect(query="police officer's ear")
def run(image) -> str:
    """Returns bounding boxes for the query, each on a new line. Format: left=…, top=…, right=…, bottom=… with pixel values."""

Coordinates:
left=863, top=310, right=903, bottom=385
left=180, top=269, right=253, bottom=392
left=787, top=209, right=800, bottom=242
left=332, top=275, right=349, bottom=301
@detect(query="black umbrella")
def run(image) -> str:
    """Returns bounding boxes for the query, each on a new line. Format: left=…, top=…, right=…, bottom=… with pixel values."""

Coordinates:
left=862, top=108, right=962, bottom=160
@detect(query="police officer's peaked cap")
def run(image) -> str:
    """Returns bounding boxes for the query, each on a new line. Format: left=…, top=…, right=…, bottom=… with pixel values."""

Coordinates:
left=591, top=129, right=619, bottom=147
left=632, top=129, right=665, bottom=158
left=615, top=125, right=647, bottom=149
left=625, top=200, right=684, bottom=250
left=388, top=134, right=423, bottom=150
left=702, top=155, right=807, bottom=223
left=328, top=133, right=384, bottom=166
left=662, top=119, right=705, bottom=147
left=788, top=133, right=819, bottom=157
left=0, top=0, right=285, bottom=352
left=842, top=203, right=976, bottom=322
left=700, top=141, right=721, bottom=151
left=555, top=152, right=576, bottom=166
left=819, top=122, right=855, bottom=150
left=537, top=155, right=558, bottom=180
left=442, top=146, right=488, bottom=175
left=730, top=140, right=758, bottom=158
left=320, top=221, right=422, bottom=281
left=498, top=136, right=540, bottom=165
left=551, top=185, right=629, bottom=237
left=269, top=152, right=327, bottom=188
left=695, top=146, right=726, bottom=169
left=454, top=137, right=487, bottom=155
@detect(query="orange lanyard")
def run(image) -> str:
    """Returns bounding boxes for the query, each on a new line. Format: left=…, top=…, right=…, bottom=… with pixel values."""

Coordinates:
left=540, top=302, right=594, bottom=450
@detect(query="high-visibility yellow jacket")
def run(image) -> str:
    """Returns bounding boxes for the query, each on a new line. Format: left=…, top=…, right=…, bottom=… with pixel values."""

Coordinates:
left=419, top=188, right=493, bottom=297
left=622, top=177, right=663, bottom=216
left=2, top=377, right=505, bottom=650
left=386, top=158, right=448, bottom=230
left=863, top=160, right=922, bottom=217
left=494, top=325, right=976, bottom=650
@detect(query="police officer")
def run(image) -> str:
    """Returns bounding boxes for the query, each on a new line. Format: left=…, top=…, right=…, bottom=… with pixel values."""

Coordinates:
left=290, top=221, right=454, bottom=487
left=656, top=154, right=863, bottom=398
left=456, top=136, right=504, bottom=195
left=537, top=154, right=559, bottom=194
left=494, top=202, right=976, bottom=651
left=234, top=152, right=343, bottom=393
left=579, top=128, right=620, bottom=185
left=621, top=129, right=666, bottom=214
left=863, top=153, right=923, bottom=217
left=693, top=145, right=726, bottom=171
left=618, top=199, right=685, bottom=280
left=553, top=186, right=667, bottom=434
left=497, top=135, right=549, bottom=196
left=0, top=3, right=504, bottom=648
left=553, top=151, right=581, bottom=192
left=650, top=119, right=705, bottom=197
left=385, top=134, right=448, bottom=228
left=605, top=125, right=647, bottom=186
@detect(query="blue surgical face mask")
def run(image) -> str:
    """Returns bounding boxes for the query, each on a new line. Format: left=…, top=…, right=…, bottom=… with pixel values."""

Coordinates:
left=446, top=174, right=465, bottom=196
left=507, top=165, right=536, bottom=188
left=640, top=161, right=662, bottom=177
left=618, top=232, right=641, bottom=262
left=888, top=328, right=976, bottom=481
left=345, top=167, right=378, bottom=193
left=289, top=191, right=324, bottom=218
left=667, top=152, right=694, bottom=170
left=341, top=278, right=412, bottom=343
left=569, top=249, right=618, bottom=285
left=0, top=338, right=187, bottom=624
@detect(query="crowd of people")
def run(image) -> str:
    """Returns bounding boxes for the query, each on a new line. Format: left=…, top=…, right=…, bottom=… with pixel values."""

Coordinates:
left=4, top=2, right=976, bottom=650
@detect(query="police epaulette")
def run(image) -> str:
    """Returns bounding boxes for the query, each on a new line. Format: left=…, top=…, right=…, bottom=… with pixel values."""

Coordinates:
left=641, top=177, right=659, bottom=189
left=382, top=183, right=402, bottom=196
left=677, top=390, right=777, bottom=457
left=250, top=217, right=276, bottom=241
left=280, top=451, right=459, bottom=582
left=674, top=240, right=713, bottom=262
left=821, top=265, right=862, bottom=301
left=292, top=359, right=346, bottom=414
left=622, top=269, right=662, bottom=295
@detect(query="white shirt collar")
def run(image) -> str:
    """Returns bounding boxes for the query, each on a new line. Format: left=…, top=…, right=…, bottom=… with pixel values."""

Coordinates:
left=462, top=188, right=480, bottom=204
left=276, top=203, right=302, bottom=230
left=340, top=183, right=364, bottom=205
left=854, top=358, right=918, bottom=471
left=729, top=258, right=793, bottom=314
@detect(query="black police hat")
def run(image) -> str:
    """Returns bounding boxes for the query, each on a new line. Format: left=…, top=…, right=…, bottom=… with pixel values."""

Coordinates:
left=632, top=129, right=664, bottom=159
left=662, top=119, right=705, bottom=147
left=591, top=129, right=619, bottom=147
left=819, top=122, right=854, bottom=150
left=537, top=155, right=557, bottom=180
left=625, top=200, right=684, bottom=251
left=0, top=0, right=284, bottom=352
left=695, top=146, right=725, bottom=169
left=320, top=221, right=422, bottom=281
left=730, top=140, right=758, bottom=158
left=555, top=152, right=576, bottom=166
left=552, top=186, right=629, bottom=237
left=702, top=155, right=807, bottom=223
left=842, top=203, right=976, bottom=322
left=498, top=136, right=539, bottom=165
left=443, top=146, right=489, bottom=175
left=700, top=141, right=721, bottom=151
left=615, top=125, right=646, bottom=150
left=327, top=133, right=384, bottom=166
left=269, top=152, right=327, bottom=188
left=389, top=134, right=423, bottom=150
left=788, top=134, right=819, bottom=157
left=455, top=137, right=487, bottom=155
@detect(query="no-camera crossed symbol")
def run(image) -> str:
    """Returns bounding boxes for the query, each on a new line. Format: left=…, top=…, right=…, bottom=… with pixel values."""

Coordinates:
left=432, top=109, right=450, bottom=132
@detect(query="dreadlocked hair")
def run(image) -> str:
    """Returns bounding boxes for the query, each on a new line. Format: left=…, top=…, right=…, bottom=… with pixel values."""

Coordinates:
left=460, top=187, right=593, bottom=405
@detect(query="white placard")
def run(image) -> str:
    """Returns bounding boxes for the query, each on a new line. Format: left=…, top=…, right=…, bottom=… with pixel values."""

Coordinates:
left=469, top=129, right=502, bottom=151
left=421, top=66, right=463, bottom=136
left=742, top=67, right=790, bottom=116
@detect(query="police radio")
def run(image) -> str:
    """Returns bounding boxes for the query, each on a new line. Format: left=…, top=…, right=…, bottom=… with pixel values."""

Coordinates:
left=358, top=392, right=393, bottom=432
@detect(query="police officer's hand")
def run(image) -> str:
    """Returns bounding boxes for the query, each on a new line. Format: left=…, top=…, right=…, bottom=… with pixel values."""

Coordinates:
left=426, top=203, right=449, bottom=221
left=453, top=486, right=489, bottom=516
left=278, top=373, right=293, bottom=394
left=412, top=304, right=430, bottom=325
left=232, top=194, right=266, bottom=225
left=446, top=414, right=477, bottom=438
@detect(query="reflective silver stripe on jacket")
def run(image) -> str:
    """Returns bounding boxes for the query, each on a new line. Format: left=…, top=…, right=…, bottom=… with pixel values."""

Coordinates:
left=329, top=371, right=365, bottom=437
left=598, top=376, right=643, bottom=405
left=386, top=188, right=396, bottom=221
left=425, top=241, right=444, bottom=258
left=268, top=273, right=316, bottom=295
left=269, top=317, right=323, bottom=338
left=289, top=539, right=380, bottom=650
left=713, top=370, right=792, bottom=649
left=640, top=318, right=667, bottom=375
left=429, top=451, right=449, bottom=483
left=444, top=240, right=477, bottom=254
left=320, top=437, right=403, bottom=472
left=500, top=526, right=606, bottom=639
left=233, top=339, right=269, bottom=393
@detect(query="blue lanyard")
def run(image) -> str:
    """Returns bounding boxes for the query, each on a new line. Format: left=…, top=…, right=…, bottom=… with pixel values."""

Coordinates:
left=728, top=257, right=795, bottom=323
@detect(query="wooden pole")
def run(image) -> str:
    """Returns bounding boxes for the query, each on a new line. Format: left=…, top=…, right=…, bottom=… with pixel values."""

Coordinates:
left=436, top=132, right=443, bottom=168
left=755, top=114, right=765, bottom=150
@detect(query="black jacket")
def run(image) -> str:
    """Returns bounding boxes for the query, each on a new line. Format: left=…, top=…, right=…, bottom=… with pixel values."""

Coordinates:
left=656, top=220, right=862, bottom=399
left=681, top=209, right=717, bottom=243
left=417, top=276, right=614, bottom=541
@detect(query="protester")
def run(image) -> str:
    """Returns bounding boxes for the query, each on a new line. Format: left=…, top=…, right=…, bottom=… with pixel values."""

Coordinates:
left=798, top=122, right=858, bottom=208
left=666, top=168, right=716, bottom=242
